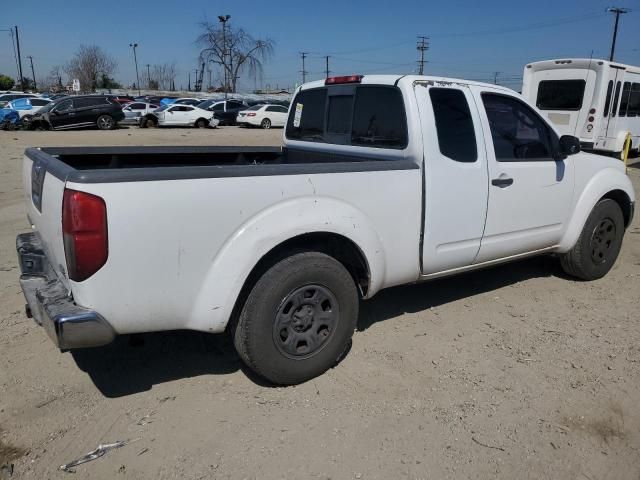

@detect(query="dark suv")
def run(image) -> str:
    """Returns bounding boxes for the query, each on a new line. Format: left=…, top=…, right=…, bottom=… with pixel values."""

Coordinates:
left=29, top=95, right=124, bottom=130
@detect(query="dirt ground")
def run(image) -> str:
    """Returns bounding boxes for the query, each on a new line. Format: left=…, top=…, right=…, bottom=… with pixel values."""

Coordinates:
left=0, top=126, right=639, bottom=480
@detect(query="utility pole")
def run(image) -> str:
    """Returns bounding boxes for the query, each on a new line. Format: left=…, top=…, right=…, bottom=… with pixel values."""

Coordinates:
left=324, top=55, right=331, bottom=78
left=300, top=52, right=308, bottom=84
left=146, top=64, right=151, bottom=88
left=416, top=35, right=429, bottom=75
left=27, top=55, right=36, bottom=91
left=129, top=43, right=140, bottom=95
left=188, top=72, right=191, bottom=91
left=218, top=15, right=231, bottom=98
left=493, top=71, right=500, bottom=85
left=15, top=26, right=24, bottom=91
left=607, top=7, right=628, bottom=62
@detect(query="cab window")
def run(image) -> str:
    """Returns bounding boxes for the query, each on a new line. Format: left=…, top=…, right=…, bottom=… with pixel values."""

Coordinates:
left=482, top=93, right=556, bottom=161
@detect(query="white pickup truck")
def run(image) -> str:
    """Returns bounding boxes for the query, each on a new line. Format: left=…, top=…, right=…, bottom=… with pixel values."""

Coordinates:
left=17, top=74, right=635, bottom=385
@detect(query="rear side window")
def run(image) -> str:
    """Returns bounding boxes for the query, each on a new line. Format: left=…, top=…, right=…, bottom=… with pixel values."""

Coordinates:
left=429, top=88, right=477, bottom=163
left=536, top=80, right=586, bottom=110
left=603, top=80, right=614, bottom=117
left=482, top=93, right=554, bottom=161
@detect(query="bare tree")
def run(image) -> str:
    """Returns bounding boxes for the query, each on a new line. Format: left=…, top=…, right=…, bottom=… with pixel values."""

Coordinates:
left=196, top=21, right=274, bottom=93
left=40, top=65, right=65, bottom=92
left=64, top=45, right=117, bottom=92
left=151, top=63, right=178, bottom=91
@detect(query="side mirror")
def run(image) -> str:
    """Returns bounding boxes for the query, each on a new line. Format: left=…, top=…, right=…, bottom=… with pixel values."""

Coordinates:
left=558, top=135, right=580, bottom=157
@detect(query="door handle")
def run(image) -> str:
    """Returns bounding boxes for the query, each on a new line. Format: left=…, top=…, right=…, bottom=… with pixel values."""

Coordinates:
left=491, top=176, right=513, bottom=188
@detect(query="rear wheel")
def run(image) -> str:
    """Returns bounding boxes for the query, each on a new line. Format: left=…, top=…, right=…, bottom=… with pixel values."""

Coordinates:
left=261, top=118, right=271, bottom=129
left=560, top=199, right=625, bottom=280
left=96, top=115, right=115, bottom=130
left=233, top=252, right=358, bottom=385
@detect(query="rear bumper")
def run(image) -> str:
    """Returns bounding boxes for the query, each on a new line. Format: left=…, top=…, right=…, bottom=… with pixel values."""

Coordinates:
left=16, top=232, right=115, bottom=349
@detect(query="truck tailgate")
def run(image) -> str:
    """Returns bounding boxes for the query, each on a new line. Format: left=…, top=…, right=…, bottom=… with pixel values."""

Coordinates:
left=22, top=148, right=70, bottom=290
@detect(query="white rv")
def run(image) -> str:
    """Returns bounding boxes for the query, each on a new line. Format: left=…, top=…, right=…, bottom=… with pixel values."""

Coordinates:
left=522, top=59, right=639, bottom=156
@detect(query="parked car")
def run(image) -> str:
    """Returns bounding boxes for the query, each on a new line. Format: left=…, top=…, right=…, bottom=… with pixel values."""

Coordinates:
left=104, top=94, right=136, bottom=105
left=0, top=92, right=39, bottom=107
left=172, top=97, right=204, bottom=106
left=139, top=103, right=218, bottom=128
left=202, top=99, right=248, bottom=125
left=120, top=102, right=159, bottom=125
left=7, top=97, right=52, bottom=118
left=16, top=74, right=635, bottom=386
left=28, top=95, right=124, bottom=130
left=136, top=95, right=174, bottom=105
left=237, top=104, right=289, bottom=128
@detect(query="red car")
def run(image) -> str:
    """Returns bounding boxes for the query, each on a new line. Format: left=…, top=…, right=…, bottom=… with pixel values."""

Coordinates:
left=105, top=95, right=136, bottom=105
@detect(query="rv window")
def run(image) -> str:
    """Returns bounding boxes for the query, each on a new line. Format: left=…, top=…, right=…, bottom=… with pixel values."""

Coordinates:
left=603, top=80, right=613, bottom=117
left=536, top=80, right=586, bottom=111
left=611, top=81, right=622, bottom=117
left=619, top=82, right=632, bottom=117
left=628, top=83, right=640, bottom=117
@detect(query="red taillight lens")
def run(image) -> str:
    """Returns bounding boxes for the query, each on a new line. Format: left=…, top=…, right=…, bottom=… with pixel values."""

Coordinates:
left=247, top=112, right=256, bottom=116
left=325, top=75, right=363, bottom=85
left=62, top=189, right=108, bottom=281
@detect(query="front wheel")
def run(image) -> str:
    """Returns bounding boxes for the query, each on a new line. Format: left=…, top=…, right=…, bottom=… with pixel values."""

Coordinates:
left=96, top=115, right=115, bottom=130
left=560, top=199, right=625, bottom=280
left=195, top=118, right=207, bottom=128
left=261, top=118, right=271, bottom=129
left=233, top=252, right=358, bottom=385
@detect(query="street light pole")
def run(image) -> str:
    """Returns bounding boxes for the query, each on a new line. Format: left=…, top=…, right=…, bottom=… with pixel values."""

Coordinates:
left=146, top=64, right=151, bottom=88
left=607, top=7, right=628, bottom=62
left=129, top=43, right=141, bottom=95
left=218, top=15, right=231, bottom=99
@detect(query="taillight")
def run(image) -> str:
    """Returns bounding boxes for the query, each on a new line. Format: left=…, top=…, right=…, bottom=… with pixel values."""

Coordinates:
left=325, top=75, right=363, bottom=85
left=62, top=189, right=108, bottom=281
left=247, top=112, right=256, bottom=116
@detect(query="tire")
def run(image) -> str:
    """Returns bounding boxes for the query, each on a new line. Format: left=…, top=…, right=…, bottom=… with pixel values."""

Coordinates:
left=233, top=252, right=358, bottom=385
left=96, top=115, right=115, bottom=130
left=560, top=199, right=625, bottom=280
left=261, top=118, right=272, bottom=129
left=195, top=118, right=207, bottom=128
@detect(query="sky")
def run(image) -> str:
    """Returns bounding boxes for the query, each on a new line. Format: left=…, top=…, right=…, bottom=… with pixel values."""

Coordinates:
left=1, top=0, right=639, bottom=92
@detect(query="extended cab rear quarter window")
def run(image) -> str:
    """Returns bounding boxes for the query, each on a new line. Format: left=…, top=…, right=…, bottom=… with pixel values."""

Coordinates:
left=286, top=85, right=408, bottom=149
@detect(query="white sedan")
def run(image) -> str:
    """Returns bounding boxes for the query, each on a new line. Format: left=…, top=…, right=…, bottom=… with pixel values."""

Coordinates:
left=140, top=104, right=219, bottom=128
left=236, top=104, right=289, bottom=129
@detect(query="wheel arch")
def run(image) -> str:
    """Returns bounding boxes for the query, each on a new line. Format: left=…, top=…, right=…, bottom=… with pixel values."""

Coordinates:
left=186, top=196, right=386, bottom=333
left=558, top=168, right=635, bottom=252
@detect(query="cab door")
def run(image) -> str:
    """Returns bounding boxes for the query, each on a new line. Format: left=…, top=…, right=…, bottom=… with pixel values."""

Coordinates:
left=414, top=82, right=489, bottom=274
left=475, top=88, right=574, bottom=262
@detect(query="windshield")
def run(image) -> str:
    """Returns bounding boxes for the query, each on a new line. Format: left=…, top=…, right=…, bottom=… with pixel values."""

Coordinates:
left=245, top=105, right=263, bottom=111
left=156, top=105, right=171, bottom=112
left=197, top=99, right=215, bottom=109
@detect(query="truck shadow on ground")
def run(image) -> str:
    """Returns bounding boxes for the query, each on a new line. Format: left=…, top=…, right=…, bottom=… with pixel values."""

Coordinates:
left=72, top=255, right=560, bottom=397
